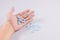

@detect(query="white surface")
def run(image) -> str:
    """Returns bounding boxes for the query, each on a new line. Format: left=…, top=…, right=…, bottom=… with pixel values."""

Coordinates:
left=0, top=0, right=60, bottom=40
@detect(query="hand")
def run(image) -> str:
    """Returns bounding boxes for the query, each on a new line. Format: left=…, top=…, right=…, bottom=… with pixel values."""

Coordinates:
left=6, top=7, right=34, bottom=32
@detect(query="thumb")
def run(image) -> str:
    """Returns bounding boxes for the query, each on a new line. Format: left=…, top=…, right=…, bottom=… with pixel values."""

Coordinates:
left=7, top=7, right=15, bottom=20
left=8, top=7, right=14, bottom=15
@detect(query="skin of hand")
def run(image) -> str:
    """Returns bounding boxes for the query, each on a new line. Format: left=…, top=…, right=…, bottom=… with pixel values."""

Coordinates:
left=6, top=7, right=34, bottom=32
left=0, top=7, right=34, bottom=40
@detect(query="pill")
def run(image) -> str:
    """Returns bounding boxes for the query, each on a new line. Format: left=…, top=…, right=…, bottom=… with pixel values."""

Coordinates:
left=17, top=16, right=25, bottom=24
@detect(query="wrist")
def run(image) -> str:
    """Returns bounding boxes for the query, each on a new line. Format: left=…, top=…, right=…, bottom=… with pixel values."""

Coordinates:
left=3, top=21, right=15, bottom=33
left=0, top=21, right=15, bottom=40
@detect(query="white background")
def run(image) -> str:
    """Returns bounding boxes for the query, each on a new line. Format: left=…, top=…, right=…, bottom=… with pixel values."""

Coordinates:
left=0, top=0, right=60, bottom=40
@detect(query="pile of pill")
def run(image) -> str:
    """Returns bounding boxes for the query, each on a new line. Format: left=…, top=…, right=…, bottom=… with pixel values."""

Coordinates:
left=17, top=16, right=24, bottom=24
left=17, top=16, right=40, bottom=33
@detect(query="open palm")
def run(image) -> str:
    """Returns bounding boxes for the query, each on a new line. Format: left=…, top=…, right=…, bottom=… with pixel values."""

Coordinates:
left=7, top=7, right=34, bottom=31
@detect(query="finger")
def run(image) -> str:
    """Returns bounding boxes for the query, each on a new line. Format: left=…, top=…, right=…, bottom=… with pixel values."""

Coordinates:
left=22, top=11, right=34, bottom=19
left=8, top=7, right=14, bottom=15
left=7, top=7, right=14, bottom=17
left=24, top=11, right=34, bottom=19
left=19, top=9, right=30, bottom=15
left=16, top=11, right=34, bottom=25
left=16, top=9, right=30, bottom=19
left=18, top=11, right=34, bottom=19
left=7, top=7, right=14, bottom=20
left=17, top=9, right=30, bottom=16
left=25, top=14, right=34, bottom=21
left=17, top=13, right=34, bottom=25
left=25, top=10, right=34, bottom=15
